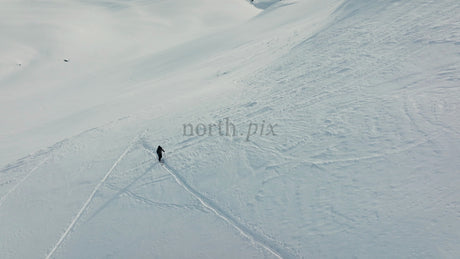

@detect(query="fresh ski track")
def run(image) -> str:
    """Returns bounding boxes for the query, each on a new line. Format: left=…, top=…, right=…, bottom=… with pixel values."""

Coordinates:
left=143, top=146, right=289, bottom=259
left=0, top=156, right=50, bottom=208
left=45, top=133, right=142, bottom=259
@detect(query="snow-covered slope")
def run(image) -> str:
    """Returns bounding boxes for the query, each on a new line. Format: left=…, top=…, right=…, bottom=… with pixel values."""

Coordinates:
left=1, top=0, right=459, bottom=258
left=0, top=0, right=260, bottom=165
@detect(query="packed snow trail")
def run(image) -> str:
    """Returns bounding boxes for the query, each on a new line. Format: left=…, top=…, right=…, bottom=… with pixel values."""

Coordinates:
left=143, top=147, right=290, bottom=259
left=0, top=156, right=50, bottom=208
left=45, top=134, right=142, bottom=259
left=1, top=0, right=459, bottom=257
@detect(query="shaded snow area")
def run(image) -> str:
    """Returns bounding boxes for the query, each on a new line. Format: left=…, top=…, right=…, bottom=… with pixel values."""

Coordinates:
left=1, top=0, right=459, bottom=258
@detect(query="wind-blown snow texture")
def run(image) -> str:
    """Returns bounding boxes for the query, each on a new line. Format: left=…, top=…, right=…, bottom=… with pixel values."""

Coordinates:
left=1, top=0, right=459, bottom=258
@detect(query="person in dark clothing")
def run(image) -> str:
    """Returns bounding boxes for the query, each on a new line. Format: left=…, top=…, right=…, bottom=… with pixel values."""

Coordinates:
left=156, top=146, right=165, bottom=162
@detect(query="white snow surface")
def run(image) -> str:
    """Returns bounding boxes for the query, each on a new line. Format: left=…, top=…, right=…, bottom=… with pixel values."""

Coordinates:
left=1, top=0, right=460, bottom=258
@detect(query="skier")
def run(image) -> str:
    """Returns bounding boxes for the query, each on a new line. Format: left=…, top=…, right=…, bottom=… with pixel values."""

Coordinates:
left=156, top=145, right=165, bottom=162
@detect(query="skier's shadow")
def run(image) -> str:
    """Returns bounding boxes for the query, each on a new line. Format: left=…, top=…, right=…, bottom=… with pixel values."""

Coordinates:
left=86, top=162, right=156, bottom=223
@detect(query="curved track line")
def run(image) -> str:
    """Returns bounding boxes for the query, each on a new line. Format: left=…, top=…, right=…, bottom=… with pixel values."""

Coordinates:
left=45, top=135, right=140, bottom=259
left=0, top=156, right=50, bottom=209
left=144, top=148, right=288, bottom=259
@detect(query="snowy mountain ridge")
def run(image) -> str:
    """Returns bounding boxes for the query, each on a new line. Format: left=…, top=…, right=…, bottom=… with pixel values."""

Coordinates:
left=1, top=0, right=459, bottom=258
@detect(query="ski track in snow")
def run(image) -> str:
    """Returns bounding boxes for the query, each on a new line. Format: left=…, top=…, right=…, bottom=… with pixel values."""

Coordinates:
left=45, top=133, right=142, bottom=259
left=143, top=146, right=290, bottom=259
left=0, top=156, right=50, bottom=209
left=1, top=0, right=459, bottom=257
left=305, top=131, right=441, bottom=166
